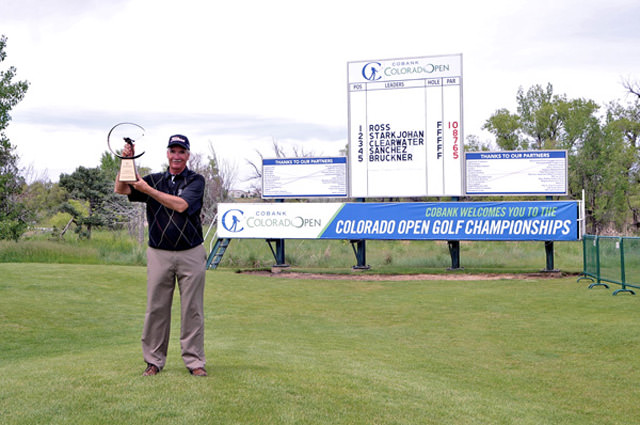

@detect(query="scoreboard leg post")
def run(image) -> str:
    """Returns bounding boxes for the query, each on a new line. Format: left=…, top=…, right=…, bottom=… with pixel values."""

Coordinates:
left=543, top=196, right=559, bottom=272
left=544, top=241, right=558, bottom=272
left=447, top=240, right=462, bottom=271
left=266, top=238, right=289, bottom=269
left=447, top=197, right=463, bottom=271
left=351, top=240, right=370, bottom=270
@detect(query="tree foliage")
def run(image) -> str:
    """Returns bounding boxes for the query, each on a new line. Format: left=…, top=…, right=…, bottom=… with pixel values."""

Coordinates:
left=19, top=180, right=67, bottom=225
left=0, top=35, right=30, bottom=240
left=464, top=135, right=492, bottom=152
left=483, top=82, right=640, bottom=234
left=58, top=166, right=114, bottom=239
left=483, top=108, right=521, bottom=150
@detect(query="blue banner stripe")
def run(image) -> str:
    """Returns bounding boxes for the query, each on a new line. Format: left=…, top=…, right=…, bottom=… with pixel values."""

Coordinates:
left=319, top=201, right=578, bottom=241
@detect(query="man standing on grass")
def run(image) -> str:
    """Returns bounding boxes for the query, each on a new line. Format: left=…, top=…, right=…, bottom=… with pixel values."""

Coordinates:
left=114, top=134, right=208, bottom=377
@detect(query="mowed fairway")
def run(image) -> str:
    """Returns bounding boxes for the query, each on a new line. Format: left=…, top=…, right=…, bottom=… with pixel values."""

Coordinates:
left=1, top=263, right=639, bottom=424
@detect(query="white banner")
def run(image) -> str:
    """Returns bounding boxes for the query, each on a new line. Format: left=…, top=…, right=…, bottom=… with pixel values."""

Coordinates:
left=217, top=203, right=342, bottom=239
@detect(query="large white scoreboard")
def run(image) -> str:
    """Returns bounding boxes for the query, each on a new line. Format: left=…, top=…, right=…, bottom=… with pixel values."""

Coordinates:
left=348, top=54, right=463, bottom=198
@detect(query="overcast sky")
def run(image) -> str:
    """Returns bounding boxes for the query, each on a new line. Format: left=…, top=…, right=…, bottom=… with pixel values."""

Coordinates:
left=2, top=0, right=639, bottom=188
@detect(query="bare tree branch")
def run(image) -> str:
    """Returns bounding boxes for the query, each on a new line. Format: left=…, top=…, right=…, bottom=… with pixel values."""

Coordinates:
left=623, top=77, right=640, bottom=99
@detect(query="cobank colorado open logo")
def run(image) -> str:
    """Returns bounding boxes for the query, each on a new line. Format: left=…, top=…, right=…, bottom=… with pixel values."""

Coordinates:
left=221, top=209, right=244, bottom=233
left=362, top=62, right=382, bottom=81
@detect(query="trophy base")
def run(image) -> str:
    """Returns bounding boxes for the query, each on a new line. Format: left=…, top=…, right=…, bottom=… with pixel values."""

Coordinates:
left=119, top=159, right=138, bottom=182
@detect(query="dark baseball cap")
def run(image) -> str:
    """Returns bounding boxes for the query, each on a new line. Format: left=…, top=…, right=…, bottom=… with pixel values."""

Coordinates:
left=167, top=134, right=190, bottom=150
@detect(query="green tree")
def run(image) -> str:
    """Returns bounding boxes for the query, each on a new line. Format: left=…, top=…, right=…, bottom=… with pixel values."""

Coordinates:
left=516, top=83, right=564, bottom=149
left=0, top=35, right=29, bottom=240
left=556, top=97, right=601, bottom=152
left=605, top=99, right=640, bottom=231
left=482, top=108, right=522, bottom=150
left=100, top=150, right=121, bottom=181
left=484, top=83, right=601, bottom=153
left=482, top=82, right=635, bottom=233
left=20, top=180, right=67, bottom=225
left=464, top=135, right=492, bottom=152
left=569, top=115, right=629, bottom=233
left=58, top=166, right=113, bottom=239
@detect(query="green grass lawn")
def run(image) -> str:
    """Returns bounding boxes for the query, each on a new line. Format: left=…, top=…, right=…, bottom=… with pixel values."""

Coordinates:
left=1, top=263, right=638, bottom=424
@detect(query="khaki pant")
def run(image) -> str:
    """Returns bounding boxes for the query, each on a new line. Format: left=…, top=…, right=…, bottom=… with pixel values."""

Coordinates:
left=142, top=245, right=206, bottom=370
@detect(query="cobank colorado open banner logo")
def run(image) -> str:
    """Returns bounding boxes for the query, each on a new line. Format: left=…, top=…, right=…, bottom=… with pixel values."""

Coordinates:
left=217, top=201, right=579, bottom=241
left=220, top=209, right=245, bottom=233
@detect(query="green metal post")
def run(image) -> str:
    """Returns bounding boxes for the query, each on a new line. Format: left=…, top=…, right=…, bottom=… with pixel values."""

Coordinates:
left=588, top=236, right=609, bottom=289
left=596, top=236, right=601, bottom=283
left=620, top=237, right=626, bottom=289
left=613, top=236, right=635, bottom=295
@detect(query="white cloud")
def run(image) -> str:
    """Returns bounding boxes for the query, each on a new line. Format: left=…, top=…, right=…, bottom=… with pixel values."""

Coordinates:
left=2, top=0, right=639, bottom=187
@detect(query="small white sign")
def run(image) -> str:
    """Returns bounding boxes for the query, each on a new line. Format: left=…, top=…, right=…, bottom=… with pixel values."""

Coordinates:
left=464, top=150, right=568, bottom=195
left=262, top=157, right=348, bottom=198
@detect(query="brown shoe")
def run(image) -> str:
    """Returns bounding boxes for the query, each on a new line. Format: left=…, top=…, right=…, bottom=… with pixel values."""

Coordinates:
left=143, top=364, right=160, bottom=376
left=189, top=367, right=207, bottom=377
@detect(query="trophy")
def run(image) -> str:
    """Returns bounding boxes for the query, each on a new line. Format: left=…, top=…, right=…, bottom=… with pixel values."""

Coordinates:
left=107, top=122, right=146, bottom=182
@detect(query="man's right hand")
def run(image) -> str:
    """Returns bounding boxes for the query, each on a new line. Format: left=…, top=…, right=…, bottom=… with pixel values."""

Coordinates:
left=122, top=143, right=135, bottom=158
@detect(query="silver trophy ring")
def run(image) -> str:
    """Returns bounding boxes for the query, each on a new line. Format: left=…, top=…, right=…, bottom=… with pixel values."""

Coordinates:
left=107, top=122, right=146, bottom=159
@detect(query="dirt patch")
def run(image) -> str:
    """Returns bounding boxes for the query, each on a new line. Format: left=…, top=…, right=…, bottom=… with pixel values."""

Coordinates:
left=240, top=270, right=575, bottom=281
